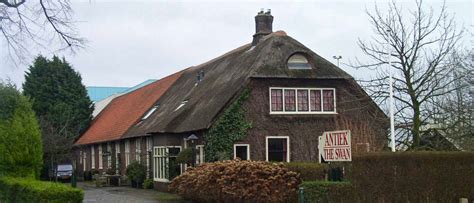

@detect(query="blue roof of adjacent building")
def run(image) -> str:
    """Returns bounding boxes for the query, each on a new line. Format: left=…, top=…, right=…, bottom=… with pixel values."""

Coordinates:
left=87, top=79, right=157, bottom=102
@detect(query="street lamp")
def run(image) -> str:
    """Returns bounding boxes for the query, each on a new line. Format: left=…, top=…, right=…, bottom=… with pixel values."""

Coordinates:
left=333, top=55, right=342, bottom=67
left=187, top=134, right=198, bottom=167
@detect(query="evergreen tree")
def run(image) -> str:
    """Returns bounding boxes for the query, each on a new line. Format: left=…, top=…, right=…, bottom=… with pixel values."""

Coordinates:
left=0, top=81, right=43, bottom=179
left=22, top=55, right=93, bottom=178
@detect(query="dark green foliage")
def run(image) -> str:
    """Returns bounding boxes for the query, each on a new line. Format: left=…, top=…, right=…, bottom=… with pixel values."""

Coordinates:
left=176, top=148, right=193, bottom=165
left=125, top=161, right=146, bottom=188
left=300, top=181, right=353, bottom=203
left=0, top=82, right=43, bottom=178
left=0, top=176, right=83, bottom=203
left=284, top=162, right=328, bottom=181
left=23, top=55, right=93, bottom=137
left=350, top=152, right=474, bottom=202
left=143, top=178, right=154, bottom=189
left=204, top=89, right=252, bottom=161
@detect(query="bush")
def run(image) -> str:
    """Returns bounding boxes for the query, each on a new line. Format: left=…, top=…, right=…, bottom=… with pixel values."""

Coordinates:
left=125, top=161, right=146, bottom=188
left=284, top=162, right=328, bottom=181
left=0, top=82, right=43, bottom=178
left=176, top=148, right=193, bottom=165
left=350, top=152, right=474, bottom=202
left=0, top=176, right=83, bottom=203
left=300, top=181, right=353, bottom=203
left=143, top=178, right=154, bottom=189
left=169, top=159, right=301, bottom=203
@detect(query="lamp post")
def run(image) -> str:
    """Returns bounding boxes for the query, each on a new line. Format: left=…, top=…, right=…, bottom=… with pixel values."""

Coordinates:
left=333, top=55, right=342, bottom=67
left=386, top=29, right=396, bottom=152
left=187, top=134, right=198, bottom=167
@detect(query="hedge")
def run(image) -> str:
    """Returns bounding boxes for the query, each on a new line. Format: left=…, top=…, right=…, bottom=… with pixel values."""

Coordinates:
left=0, top=176, right=83, bottom=203
left=169, top=159, right=301, bottom=203
left=350, top=151, right=474, bottom=202
left=284, top=162, right=328, bottom=181
left=300, top=181, right=353, bottom=203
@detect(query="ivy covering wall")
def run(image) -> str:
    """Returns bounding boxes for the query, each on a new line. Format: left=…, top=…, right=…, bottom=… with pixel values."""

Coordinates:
left=204, top=89, right=252, bottom=162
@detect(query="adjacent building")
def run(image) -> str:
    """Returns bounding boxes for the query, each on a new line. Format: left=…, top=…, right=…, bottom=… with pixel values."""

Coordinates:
left=74, top=11, right=388, bottom=189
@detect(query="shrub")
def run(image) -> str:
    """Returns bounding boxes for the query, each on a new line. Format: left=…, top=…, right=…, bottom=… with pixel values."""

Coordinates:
left=143, top=178, right=154, bottom=189
left=350, top=152, right=474, bottom=202
left=0, top=82, right=43, bottom=178
left=300, top=181, right=353, bottom=203
left=284, top=162, right=328, bottom=181
left=0, top=176, right=83, bottom=203
left=125, top=161, right=146, bottom=188
left=176, top=148, right=193, bottom=165
left=169, top=159, right=301, bottom=203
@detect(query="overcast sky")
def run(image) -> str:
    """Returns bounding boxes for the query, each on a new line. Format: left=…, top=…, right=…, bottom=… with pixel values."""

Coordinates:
left=0, top=0, right=471, bottom=88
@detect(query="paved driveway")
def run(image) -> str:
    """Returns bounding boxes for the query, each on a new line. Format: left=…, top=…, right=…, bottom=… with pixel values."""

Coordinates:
left=78, top=182, right=184, bottom=203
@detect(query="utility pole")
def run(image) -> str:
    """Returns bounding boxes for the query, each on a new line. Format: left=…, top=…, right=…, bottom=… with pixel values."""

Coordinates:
left=333, top=56, right=342, bottom=67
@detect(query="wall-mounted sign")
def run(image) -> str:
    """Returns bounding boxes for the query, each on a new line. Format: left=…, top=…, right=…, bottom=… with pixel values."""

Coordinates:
left=319, top=130, right=351, bottom=162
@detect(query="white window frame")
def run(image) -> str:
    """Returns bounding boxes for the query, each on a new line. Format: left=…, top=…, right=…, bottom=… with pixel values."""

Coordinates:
left=153, top=146, right=182, bottom=182
left=269, top=87, right=337, bottom=114
left=196, top=145, right=205, bottom=165
left=83, top=151, right=87, bottom=171
left=233, top=144, right=250, bottom=160
left=98, top=144, right=103, bottom=169
left=91, top=145, right=95, bottom=169
left=265, top=136, right=290, bottom=162
left=125, top=140, right=130, bottom=167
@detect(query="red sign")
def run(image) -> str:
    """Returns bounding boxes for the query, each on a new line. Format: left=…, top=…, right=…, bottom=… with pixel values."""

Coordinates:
left=319, top=130, right=351, bottom=162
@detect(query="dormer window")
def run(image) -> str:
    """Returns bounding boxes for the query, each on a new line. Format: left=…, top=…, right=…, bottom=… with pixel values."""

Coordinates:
left=288, top=54, right=311, bottom=69
left=142, top=104, right=159, bottom=120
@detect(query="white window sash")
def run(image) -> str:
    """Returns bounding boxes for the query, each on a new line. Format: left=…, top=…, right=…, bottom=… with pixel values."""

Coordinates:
left=115, top=142, right=120, bottom=174
left=196, top=145, right=205, bottom=165
left=265, top=136, right=290, bottom=162
left=107, top=143, right=112, bottom=168
left=153, top=146, right=181, bottom=182
left=125, top=140, right=130, bottom=167
left=91, top=145, right=95, bottom=169
left=269, top=87, right=337, bottom=114
left=98, top=145, right=103, bottom=169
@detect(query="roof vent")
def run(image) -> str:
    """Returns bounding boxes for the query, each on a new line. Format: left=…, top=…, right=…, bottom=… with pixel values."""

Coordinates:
left=195, top=70, right=205, bottom=86
left=175, top=100, right=188, bottom=111
left=252, top=9, right=273, bottom=46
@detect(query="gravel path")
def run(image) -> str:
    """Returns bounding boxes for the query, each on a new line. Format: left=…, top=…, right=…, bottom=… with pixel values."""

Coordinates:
left=78, top=182, right=182, bottom=203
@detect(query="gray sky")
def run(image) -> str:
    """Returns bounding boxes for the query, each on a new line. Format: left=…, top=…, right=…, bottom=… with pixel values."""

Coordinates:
left=0, top=0, right=472, bottom=88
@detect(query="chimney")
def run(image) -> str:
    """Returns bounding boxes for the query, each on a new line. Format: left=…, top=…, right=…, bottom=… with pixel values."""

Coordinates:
left=252, top=9, right=273, bottom=45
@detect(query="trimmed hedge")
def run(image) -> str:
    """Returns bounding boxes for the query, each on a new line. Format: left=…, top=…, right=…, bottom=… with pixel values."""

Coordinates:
left=169, top=160, right=301, bottom=203
left=350, top=152, right=474, bottom=202
left=284, top=162, right=328, bottom=181
left=300, top=181, right=353, bottom=203
left=0, top=176, right=83, bottom=203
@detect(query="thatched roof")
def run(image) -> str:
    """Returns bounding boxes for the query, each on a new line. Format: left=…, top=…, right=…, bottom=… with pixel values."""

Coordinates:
left=123, top=32, right=353, bottom=138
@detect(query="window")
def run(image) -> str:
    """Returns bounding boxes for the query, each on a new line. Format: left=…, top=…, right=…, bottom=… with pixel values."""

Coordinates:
left=136, top=139, right=141, bottom=163
left=266, top=136, right=290, bottom=162
left=125, top=140, right=130, bottom=167
left=98, top=145, right=103, bottom=169
left=196, top=145, right=205, bottom=165
left=270, top=89, right=283, bottom=111
left=142, top=104, right=159, bottom=120
left=288, top=54, right=311, bottom=69
left=83, top=151, right=87, bottom=171
left=269, top=88, right=336, bottom=114
left=175, top=100, right=188, bottom=111
left=146, top=137, right=152, bottom=177
left=153, top=146, right=182, bottom=182
left=91, top=145, right=95, bottom=169
left=107, top=143, right=112, bottom=169
left=234, top=144, right=250, bottom=160
left=115, top=142, right=120, bottom=174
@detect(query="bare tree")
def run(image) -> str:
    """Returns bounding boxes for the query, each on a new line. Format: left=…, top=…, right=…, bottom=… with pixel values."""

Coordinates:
left=0, top=0, right=85, bottom=65
left=355, top=0, right=465, bottom=149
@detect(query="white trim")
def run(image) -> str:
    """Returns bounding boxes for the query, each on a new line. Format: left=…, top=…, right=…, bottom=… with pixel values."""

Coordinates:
left=233, top=144, right=250, bottom=160
left=196, top=145, right=205, bottom=165
left=269, top=87, right=337, bottom=114
left=265, top=136, right=290, bottom=162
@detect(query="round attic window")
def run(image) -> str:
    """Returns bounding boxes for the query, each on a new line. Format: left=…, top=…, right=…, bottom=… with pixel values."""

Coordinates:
left=288, top=54, right=311, bottom=69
